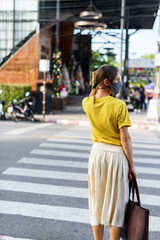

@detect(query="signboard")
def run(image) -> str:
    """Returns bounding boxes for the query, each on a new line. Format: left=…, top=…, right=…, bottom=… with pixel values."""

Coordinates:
left=128, top=59, right=155, bottom=68
left=147, top=99, right=160, bottom=123
left=39, top=59, right=50, bottom=72
left=155, top=53, right=160, bottom=67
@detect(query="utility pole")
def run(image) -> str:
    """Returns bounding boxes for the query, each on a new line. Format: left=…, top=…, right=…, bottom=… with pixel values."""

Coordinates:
left=123, top=9, right=129, bottom=88
left=119, top=0, right=125, bottom=79
left=55, top=0, right=60, bottom=50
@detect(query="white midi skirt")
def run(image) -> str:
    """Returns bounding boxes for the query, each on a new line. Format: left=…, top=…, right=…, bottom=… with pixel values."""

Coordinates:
left=88, top=142, right=129, bottom=228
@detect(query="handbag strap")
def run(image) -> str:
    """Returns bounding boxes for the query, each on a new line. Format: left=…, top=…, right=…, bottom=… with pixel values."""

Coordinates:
left=129, top=173, right=141, bottom=206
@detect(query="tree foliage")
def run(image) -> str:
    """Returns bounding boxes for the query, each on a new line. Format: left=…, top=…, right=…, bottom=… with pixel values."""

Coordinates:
left=91, top=50, right=118, bottom=71
left=141, top=53, right=155, bottom=59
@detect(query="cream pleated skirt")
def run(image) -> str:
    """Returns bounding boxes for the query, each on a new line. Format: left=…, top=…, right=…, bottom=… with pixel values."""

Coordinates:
left=88, top=142, right=129, bottom=228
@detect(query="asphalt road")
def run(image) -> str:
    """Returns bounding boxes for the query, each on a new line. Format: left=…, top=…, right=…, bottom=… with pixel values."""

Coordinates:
left=0, top=120, right=160, bottom=240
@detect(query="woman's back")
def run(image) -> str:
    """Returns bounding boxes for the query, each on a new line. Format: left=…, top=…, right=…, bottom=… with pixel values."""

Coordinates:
left=82, top=95, right=131, bottom=146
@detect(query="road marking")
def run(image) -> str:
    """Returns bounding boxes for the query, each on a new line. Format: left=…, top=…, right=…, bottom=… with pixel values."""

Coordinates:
left=136, top=166, right=160, bottom=175
left=31, top=148, right=160, bottom=159
left=47, top=136, right=160, bottom=148
left=3, top=168, right=88, bottom=181
left=18, top=156, right=160, bottom=169
left=137, top=178, right=160, bottom=189
left=54, top=134, right=91, bottom=139
left=3, top=167, right=160, bottom=188
left=40, top=135, right=78, bottom=139
left=30, top=149, right=89, bottom=158
left=0, top=180, right=88, bottom=199
left=18, top=157, right=88, bottom=168
left=1, top=180, right=160, bottom=207
left=149, top=216, right=160, bottom=232
left=132, top=143, right=160, bottom=150
left=133, top=149, right=160, bottom=157
left=134, top=158, right=160, bottom=165
left=0, top=236, right=35, bottom=240
left=39, top=142, right=160, bottom=152
left=55, top=132, right=160, bottom=145
left=47, top=138, right=92, bottom=144
left=0, top=200, right=158, bottom=231
left=58, top=132, right=91, bottom=137
left=39, top=142, right=92, bottom=151
left=4, top=123, right=53, bottom=135
left=0, top=200, right=90, bottom=224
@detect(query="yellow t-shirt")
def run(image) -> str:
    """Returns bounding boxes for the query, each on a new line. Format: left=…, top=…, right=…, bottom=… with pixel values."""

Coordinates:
left=82, top=95, right=131, bottom=146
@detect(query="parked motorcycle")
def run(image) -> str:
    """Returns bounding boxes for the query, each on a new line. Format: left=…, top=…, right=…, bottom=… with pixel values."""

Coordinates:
left=0, top=90, right=6, bottom=120
left=8, top=92, right=35, bottom=122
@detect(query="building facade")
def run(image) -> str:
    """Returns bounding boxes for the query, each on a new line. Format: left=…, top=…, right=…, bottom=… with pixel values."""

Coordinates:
left=0, top=0, right=38, bottom=64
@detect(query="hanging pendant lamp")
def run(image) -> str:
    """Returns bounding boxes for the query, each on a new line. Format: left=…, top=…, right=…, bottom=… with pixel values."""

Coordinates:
left=74, top=0, right=107, bottom=31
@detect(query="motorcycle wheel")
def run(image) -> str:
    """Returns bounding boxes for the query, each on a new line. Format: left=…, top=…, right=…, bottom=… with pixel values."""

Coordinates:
left=11, top=110, right=19, bottom=122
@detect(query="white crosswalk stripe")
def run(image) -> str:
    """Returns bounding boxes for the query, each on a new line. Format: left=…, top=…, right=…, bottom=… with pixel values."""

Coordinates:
left=0, top=236, right=35, bottom=240
left=31, top=148, right=160, bottom=159
left=3, top=167, right=160, bottom=188
left=40, top=142, right=160, bottom=153
left=1, top=126, right=160, bottom=238
left=0, top=200, right=90, bottom=224
left=0, top=179, right=160, bottom=207
left=4, top=123, right=53, bottom=135
left=30, top=149, right=89, bottom=158
left=3, top=167, right=88, bottom=181
left=18, top=157, right=88, bottom=168
left=0, top=200, right=159, bottom=232
left=39, top=142, right=92, bottom=151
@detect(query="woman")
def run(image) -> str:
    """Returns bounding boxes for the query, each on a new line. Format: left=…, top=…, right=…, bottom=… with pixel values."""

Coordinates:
left=82, top=65, right=137, bottom=240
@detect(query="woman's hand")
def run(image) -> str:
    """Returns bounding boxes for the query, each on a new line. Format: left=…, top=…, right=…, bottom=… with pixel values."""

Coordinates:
left=128, top=166, right=138, bottom=180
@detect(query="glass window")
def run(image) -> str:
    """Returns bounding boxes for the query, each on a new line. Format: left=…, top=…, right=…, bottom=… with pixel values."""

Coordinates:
left=15, top=0, right=38, bottom=11
left=7, top=40, right=13, bottom=49
left=0, top=50, right=6, bottom=59
left=0, top=40, right=6, bottom=48
left=0, top=0, right=13, bottom=11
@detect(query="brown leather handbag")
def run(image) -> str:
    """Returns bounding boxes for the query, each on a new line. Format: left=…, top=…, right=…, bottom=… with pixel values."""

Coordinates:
left=121, top=173, right=150, bottom=240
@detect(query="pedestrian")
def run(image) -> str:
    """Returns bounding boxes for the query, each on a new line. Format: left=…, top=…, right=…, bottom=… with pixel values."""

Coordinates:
left=75, top=80, right=80, bottom=95
left=82, top=65, right=137, bottom=240
left=134, top=88, right=141, bottom=110
left=139, top=86, right=146, bottom=111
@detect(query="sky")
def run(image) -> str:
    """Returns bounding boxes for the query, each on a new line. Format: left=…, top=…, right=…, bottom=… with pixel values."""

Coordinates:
left=91, top=11, right=160, bottom=63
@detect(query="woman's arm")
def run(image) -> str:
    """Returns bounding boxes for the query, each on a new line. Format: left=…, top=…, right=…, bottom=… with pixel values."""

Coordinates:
left=120, top=126, right=137, bottom=180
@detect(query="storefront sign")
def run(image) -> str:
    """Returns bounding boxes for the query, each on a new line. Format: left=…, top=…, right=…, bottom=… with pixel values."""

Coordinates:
left=39, top=59, right=50, bottom=72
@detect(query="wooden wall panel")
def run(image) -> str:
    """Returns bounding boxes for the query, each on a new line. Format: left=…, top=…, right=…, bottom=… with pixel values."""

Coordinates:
left=0, top=34, right=39, bottom=92
left=59, top=22, right=74, bottom=64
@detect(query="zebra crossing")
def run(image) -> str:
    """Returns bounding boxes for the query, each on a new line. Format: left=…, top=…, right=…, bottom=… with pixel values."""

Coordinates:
left=0, top=125, right=160, bottom=239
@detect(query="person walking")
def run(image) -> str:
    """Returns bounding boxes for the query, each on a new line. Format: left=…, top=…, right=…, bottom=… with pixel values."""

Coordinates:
left=139, top=86, right=146, bottom=111
left=82, top=65, right=137, bottom=240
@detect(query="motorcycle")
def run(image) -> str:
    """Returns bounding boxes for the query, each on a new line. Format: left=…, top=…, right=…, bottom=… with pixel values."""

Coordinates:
left=0, top=90, right=6, bottom=120
left=8, top=92, right=35, bottom=122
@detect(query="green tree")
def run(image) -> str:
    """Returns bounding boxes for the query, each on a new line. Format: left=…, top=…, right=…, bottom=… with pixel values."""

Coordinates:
left=141, top=53, right=155, bottom=59
left=91, top=50, right=118, bottom=71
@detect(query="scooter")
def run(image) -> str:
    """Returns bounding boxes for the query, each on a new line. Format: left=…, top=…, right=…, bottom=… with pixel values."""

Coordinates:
left=8, top=92, right=35, bottom=122
left=0, top=90, right=6, bottom=120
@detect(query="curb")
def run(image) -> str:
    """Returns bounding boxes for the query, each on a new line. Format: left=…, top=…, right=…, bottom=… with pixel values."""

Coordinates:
left=43, top=118, right=160, bottom=131
left=44, top=118, right=90, bottom=126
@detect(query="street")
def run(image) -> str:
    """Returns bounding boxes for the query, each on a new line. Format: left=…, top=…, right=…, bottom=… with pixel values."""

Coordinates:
left=0, top=121, right=160, bottom=240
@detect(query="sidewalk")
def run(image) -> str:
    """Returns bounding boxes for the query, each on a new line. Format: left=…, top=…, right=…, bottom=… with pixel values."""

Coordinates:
left=35, top=95, right=160, bottom=131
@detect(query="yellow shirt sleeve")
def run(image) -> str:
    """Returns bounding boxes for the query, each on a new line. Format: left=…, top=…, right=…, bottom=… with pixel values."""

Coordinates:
left=82, top=97, right=89, bottom=113
left=118, top=102, right=132, bottom=129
